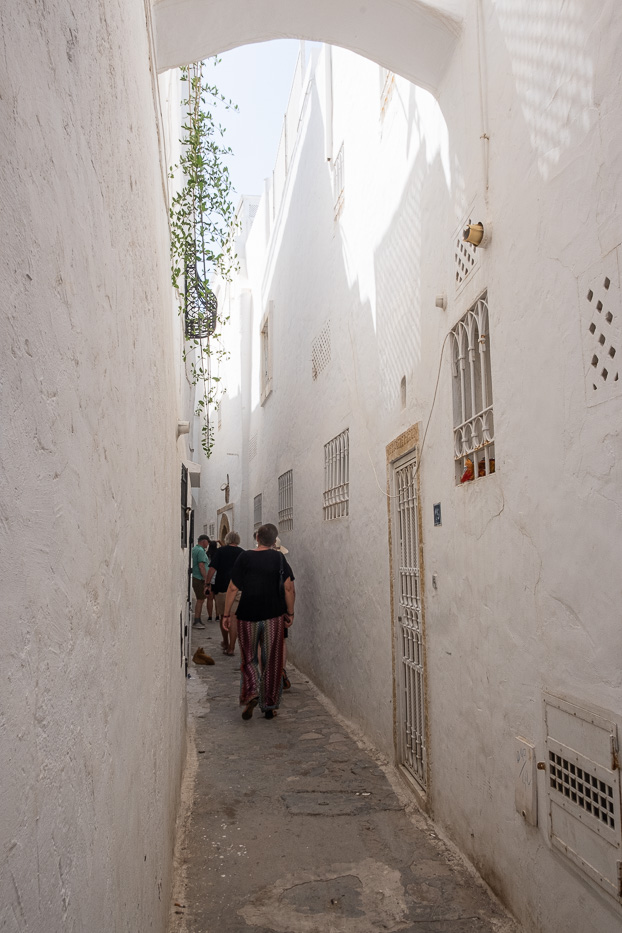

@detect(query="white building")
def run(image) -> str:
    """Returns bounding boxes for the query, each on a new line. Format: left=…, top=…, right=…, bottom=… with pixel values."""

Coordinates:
left=2, top=2, right=622, bottom=932
left=0, top=5, right=196, bottom=932
left=195, top=23, right=622, bottom=933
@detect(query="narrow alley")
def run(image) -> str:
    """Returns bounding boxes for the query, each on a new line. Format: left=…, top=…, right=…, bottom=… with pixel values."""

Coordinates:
left=5, top=5, right=622, bottom=933
left=169, top=625, right=522, bottom=933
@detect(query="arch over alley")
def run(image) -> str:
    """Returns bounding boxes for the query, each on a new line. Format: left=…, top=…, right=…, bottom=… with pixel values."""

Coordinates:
left=152, top=0, right=465, bottom=94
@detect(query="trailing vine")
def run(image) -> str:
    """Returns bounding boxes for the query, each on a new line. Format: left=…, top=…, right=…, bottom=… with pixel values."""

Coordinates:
left=169, top=60, right=238, bottom=457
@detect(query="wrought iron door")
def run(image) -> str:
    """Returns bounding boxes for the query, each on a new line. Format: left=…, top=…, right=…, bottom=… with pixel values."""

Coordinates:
left=393, top=452, right=427, bottom=788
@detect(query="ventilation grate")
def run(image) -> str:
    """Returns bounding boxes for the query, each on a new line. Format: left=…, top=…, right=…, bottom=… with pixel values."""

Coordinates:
left=585, top=276, right=619, bottom=392
left=579, top=253, right=622, bottom=406
left=544, top=693, right=622, bottom=903
left=249, top=433, right=258, bottom=461
left=549, top=751, right=616, bottom=830
left=312, top=322, right=331, bottom=380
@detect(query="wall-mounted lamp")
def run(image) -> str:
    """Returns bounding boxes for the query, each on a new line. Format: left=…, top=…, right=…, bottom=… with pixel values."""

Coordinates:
left=177, top=420, right=190, bottom=438
left=462, top=221, right=490, bottom=248
left=435, top=294, right=447, bottom=311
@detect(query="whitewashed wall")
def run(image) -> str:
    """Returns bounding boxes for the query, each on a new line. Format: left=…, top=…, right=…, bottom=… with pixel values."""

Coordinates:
left=0, top=3, right=190, bottom=931
left=197, top=6, right=622, bottom=933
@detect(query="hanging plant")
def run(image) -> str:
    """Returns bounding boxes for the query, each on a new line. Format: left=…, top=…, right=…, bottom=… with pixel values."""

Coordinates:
left=170, top=60, right=239, bottom=456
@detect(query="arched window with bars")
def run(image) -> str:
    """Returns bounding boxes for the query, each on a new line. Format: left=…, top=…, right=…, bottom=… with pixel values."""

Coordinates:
left=450, top=292, right=495, bottom=484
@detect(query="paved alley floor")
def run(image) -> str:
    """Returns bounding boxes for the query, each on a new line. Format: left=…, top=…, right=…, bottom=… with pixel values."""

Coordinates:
left=168, top=626, right=523, bottom=933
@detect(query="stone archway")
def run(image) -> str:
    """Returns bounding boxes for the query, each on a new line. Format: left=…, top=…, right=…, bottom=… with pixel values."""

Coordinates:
left=152, top=0, right=465, bottom=95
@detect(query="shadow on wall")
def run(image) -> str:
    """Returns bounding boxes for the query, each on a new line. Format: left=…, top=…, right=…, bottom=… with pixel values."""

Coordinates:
left=495, top=0, right=594, bottom=181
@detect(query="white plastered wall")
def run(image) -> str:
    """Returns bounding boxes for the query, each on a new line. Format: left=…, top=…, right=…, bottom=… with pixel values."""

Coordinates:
left=0, top=3, right=190, bottom=931
left=196, top=5, right=622, bottom=932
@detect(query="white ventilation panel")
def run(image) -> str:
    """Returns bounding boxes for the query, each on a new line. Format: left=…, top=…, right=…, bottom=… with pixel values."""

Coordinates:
left=544, top=693, right=621, bottom=904
left=579, top=250, right=622, bottom=406
left=312, top=321, right=331, bottom=380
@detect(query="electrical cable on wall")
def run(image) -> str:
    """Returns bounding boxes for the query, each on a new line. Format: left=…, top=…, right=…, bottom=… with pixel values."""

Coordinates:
left=368, top=329, right=452, bottom=499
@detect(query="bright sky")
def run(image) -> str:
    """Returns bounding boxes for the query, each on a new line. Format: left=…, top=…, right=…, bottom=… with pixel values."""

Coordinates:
left=208, top=40, right=302, bottom=199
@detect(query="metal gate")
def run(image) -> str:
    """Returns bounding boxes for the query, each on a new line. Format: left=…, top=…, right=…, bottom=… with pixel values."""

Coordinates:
left=392, top=452, right=427, bottom=788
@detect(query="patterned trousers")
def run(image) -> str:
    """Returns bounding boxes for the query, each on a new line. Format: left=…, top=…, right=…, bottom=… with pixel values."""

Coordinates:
left=237, top=616, right=285, bottom=711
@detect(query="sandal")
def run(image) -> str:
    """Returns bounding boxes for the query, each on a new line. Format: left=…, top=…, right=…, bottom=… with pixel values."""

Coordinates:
left=241, top=698, right=258, bottom=720
left=264, top=709, right=277, bottom=720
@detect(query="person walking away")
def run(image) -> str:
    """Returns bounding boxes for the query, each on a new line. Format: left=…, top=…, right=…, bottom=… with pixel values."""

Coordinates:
left=206, top=531, right=244, bottom=655
left=223, top=524, right=295, bottom=720
left=191, top=534, right=210, bottom=629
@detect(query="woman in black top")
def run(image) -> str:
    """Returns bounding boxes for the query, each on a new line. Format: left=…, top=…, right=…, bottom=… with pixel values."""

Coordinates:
left=223, top=523, right=295, bottom=720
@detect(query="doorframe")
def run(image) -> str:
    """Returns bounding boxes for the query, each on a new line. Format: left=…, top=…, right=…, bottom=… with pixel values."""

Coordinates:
left=217, top=504, right=234, bottom=543
left=386, top=424, right=430, bottom=810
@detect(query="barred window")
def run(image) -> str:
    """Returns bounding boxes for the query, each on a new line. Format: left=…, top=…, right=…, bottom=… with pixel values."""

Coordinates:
left=333, top=143, right=344, bottom=219
left=253, top=493, right=263, bottom=531
left=260, top=303, right=273, bottom=404
left=323, top=429, right=349, bottom=520
left=451, top=291, right=495, bottom=484
left=208, top=522, right=216, bottom=539
left=278, top=470, right=293, bottom=531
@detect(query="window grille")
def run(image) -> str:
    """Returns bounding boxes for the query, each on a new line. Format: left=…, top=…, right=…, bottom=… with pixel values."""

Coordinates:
left=261, top=319, right=269, bottom=386
left=260, top=304, right=273, bottom=403
left=208, top=522, right=215, bottom=539
left=323, top=429, right=349, bottom=520
left=278, top=470, right=294, bottom=531
left=333, top=143, right=344, bottom=219
left=253, top=493, right=262, bottom=531
left=180, top=464, right=189, bottom=548
left=249, top=433, right=258, bottom=461
left=451, top=292, right=495, bottom=483
left=312, top=322, right=331, bottom=380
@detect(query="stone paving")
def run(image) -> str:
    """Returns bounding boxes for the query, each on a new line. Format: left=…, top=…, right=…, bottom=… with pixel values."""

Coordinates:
left=168, top=624, right=523, bottom=933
